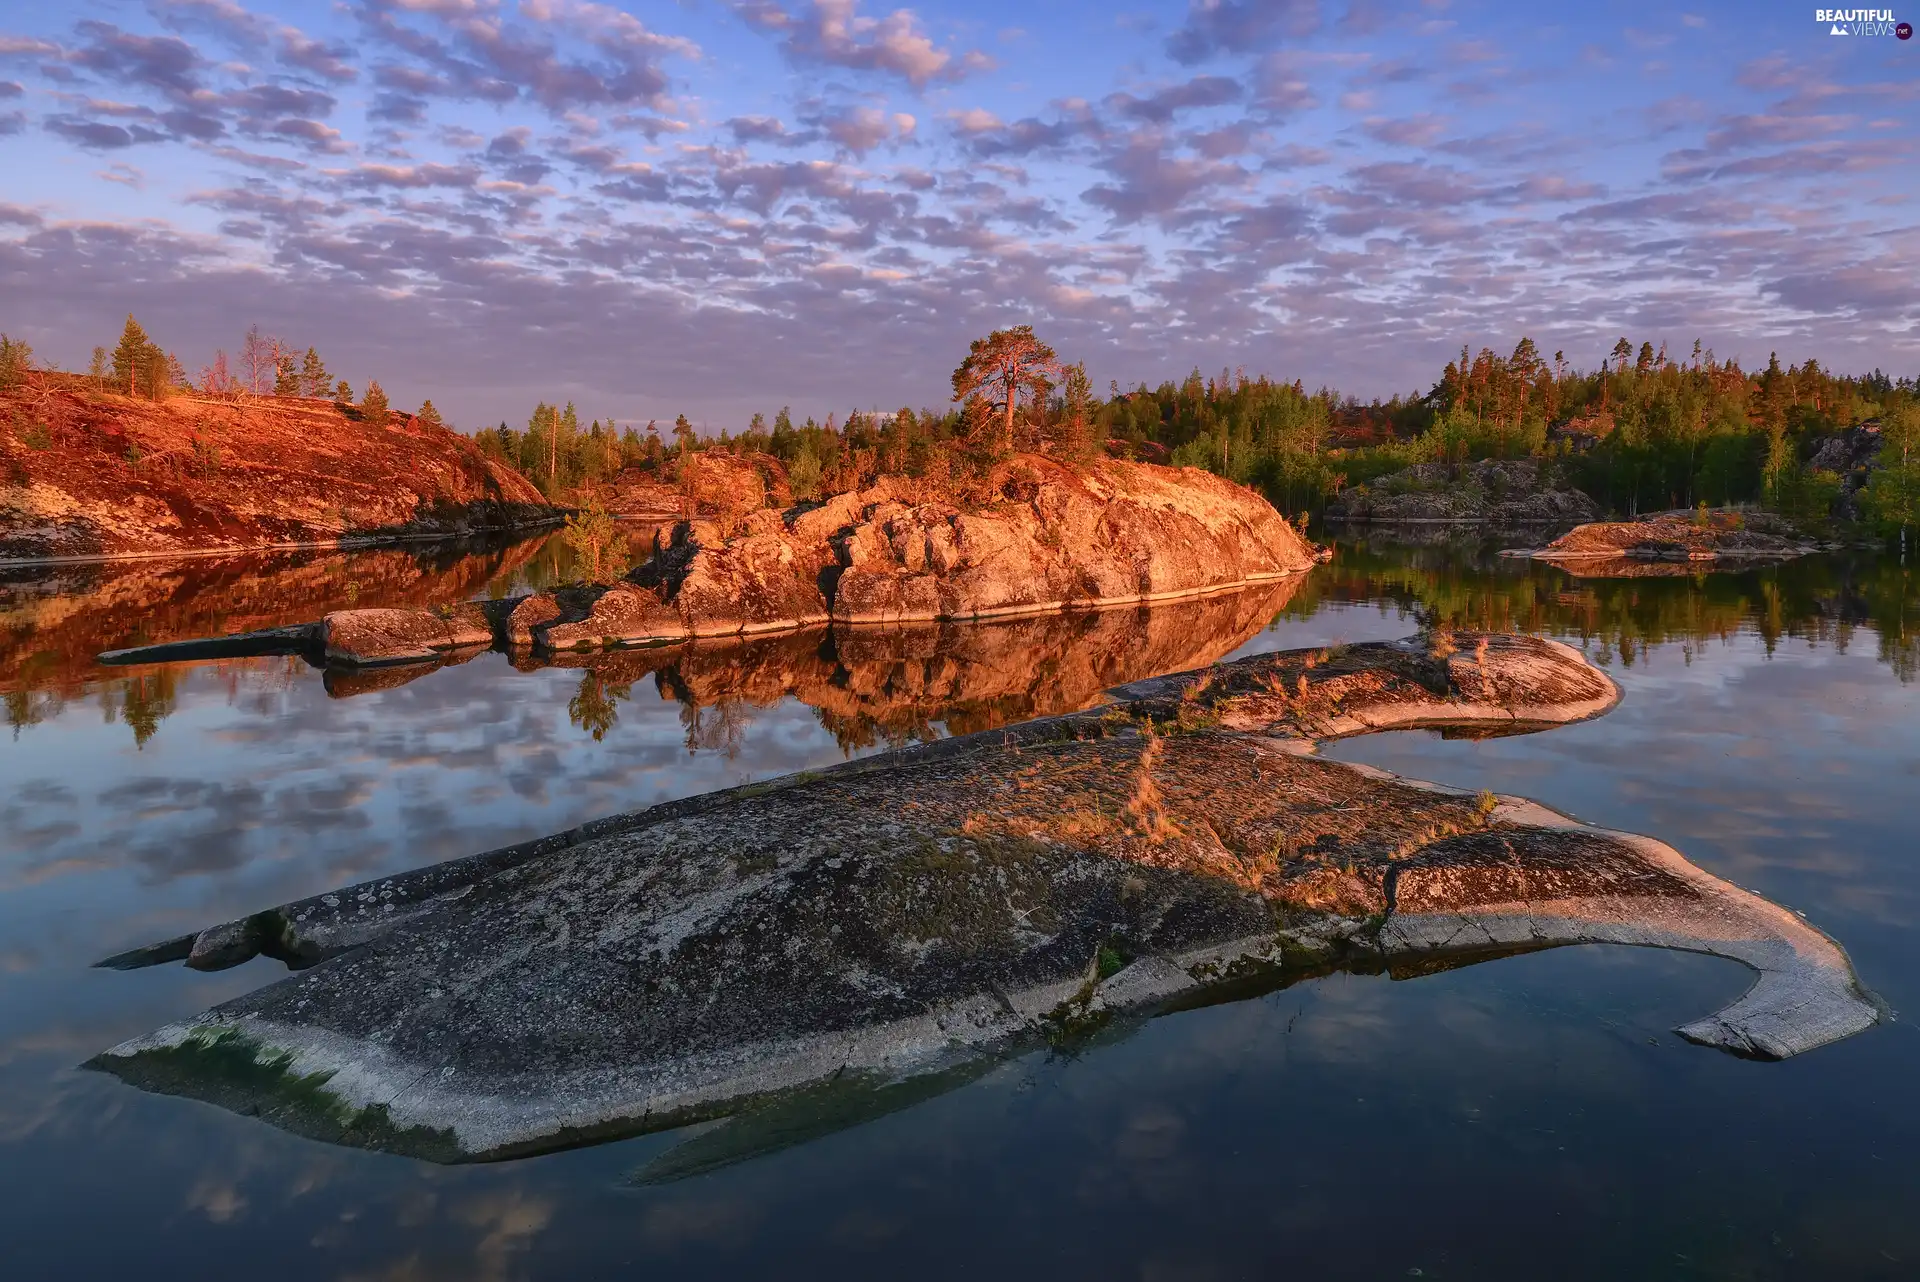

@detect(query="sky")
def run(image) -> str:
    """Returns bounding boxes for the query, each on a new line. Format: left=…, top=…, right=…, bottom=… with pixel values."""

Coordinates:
left=0, top=0, right=1915, bottom=431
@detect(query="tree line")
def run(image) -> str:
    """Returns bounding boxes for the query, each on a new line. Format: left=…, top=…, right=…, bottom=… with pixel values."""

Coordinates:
left=473, top=326, right=1920, bottom=543
left=6, top=315, right=1916, bottom=541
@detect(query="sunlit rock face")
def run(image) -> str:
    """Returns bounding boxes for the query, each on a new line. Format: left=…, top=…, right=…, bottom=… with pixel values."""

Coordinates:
left=89, top=634, right=1880, bottom=1168
left=521, top=455, right=1321, bottom=649
left=1510, top=513, right=1821, bottom=570
left=0, top=377, right=551, bottom=563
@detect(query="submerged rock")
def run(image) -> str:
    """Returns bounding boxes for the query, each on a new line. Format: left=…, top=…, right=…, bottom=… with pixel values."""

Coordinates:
left=89, top=634, right=1879, bottom=1167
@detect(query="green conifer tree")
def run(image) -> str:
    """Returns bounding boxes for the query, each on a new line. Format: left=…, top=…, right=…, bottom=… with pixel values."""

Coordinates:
left=361, top=379, right=389, bottom=426
left=111, top=315, right=152, bottom=396
left=302, top=348, right=330, bottom=398
left=416, top=399, right=444, bottom=430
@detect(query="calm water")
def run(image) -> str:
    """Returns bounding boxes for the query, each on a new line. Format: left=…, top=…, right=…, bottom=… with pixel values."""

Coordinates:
left=3, top=529, right=1918, bottom=1280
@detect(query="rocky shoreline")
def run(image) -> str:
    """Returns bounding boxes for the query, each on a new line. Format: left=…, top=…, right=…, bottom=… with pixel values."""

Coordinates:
left=90, top=634, right=1881, bottom=1166
left=103, top=455, right=1321, bottom=665
left=0, top=376, right=556, bottom=563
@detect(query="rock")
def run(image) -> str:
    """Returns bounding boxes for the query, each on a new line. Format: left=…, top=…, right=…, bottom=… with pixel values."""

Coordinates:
left=608, top=451, right=793, bottom=519
left=322, top=607, right=491, bottom=666
left=108, top=458, right=1318, bottom=660
left=539, top=583, right=685, bottom=650
left=1508, top=512, right=1821, bottom=571
left=1328, top=459, right=1601, bottom=525
left=1808, top=422, right=1883, bottom=522
left=648, top=455, right=1318, bottom=635
left=0, top=373, right=555, bottom=564
left=87, top=634, right=1879, bottom=1166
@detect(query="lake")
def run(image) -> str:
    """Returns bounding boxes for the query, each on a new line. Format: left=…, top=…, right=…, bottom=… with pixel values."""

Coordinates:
left=3, top=528, right=1917, bottom=1280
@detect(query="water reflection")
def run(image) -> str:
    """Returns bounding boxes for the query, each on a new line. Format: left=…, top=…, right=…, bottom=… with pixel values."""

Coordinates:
left=1283, top=530, right=1920, bottom=682
left=3, top=532, right=1920, bottom=1280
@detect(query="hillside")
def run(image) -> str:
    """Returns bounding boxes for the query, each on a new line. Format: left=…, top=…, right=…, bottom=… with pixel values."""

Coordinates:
left=0, top=374, right=554, bottom=563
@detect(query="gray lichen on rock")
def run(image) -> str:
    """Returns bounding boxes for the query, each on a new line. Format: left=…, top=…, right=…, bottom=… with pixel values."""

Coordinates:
left=88, top=633, right=1880, bottom=1168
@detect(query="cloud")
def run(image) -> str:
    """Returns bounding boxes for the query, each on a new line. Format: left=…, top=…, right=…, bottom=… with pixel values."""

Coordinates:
left=1106, top=75, right=1244, bottom=123
left=1167, top=0, right=1322, bottom=64
left=733, top=0, right=991, bottom=87
left=815, top=104, right=915, bottom=155
left=68, top=20, right=204, bottom=100
left=353, top=0, right=696, bottom=114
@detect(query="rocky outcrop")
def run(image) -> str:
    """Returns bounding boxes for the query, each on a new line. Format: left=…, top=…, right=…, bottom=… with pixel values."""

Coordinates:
left=607, top=451, right=792, bottom=518
left=1328, top=459, right=1601, bottom=525
left=1808, top=423, right=1883, bottom=522
left=1509, top=512, right=1820, bottom=569
left=90, top=635, right=1879, bottom=1166
left=0, top=374, right=554, bottom=563
left=573, top=456, right=1316, bottom=648
left=302, top=456, right=1317, bottom=659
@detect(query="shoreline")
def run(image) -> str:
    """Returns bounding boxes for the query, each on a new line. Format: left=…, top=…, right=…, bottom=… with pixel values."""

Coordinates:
left=0, top=518, right=567, bottom=571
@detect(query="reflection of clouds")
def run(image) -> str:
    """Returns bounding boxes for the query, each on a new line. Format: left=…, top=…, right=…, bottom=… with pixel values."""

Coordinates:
left=1, top=552, right=1918, bottom=1273
left=186, top=1176, right=247, bottom=1224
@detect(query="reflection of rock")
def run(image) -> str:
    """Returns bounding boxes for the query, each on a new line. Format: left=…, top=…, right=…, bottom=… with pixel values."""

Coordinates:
left=543, top=578, right=1305, bottom=748
left=90, top=634, right=1879, bottom=1167
left=1328, top=460, right=1601, bottom=525
left=1509, top=512, right=1819, bottom=567
left=5, top=533, right=549, bottom=696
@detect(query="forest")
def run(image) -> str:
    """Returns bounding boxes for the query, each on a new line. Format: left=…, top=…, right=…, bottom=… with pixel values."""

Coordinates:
left=471, top=330, right=1920, bottom=541
left=8, top=316, right=1918, bottom=539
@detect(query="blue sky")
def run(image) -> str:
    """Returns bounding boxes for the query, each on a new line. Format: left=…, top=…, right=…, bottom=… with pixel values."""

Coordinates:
left=0, top=0, right=1915, bottom=430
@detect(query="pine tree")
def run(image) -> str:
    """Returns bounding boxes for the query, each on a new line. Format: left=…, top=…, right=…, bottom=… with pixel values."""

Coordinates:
left=111, top=315, right=152, bottom=396
left=301, top=348, right=330, bottom=398
left=0, top=334, right=32, bottom=391
left=416, top=399, right=444, bottom=430
left=87, top=346, right=110, bottom=389
left=335, top=379, right=352, bottom=403
left=951, top=326, right=1059, bottom=458
left=361, top=379, right=389, bottom=426
left=274, top=352, right=299, bottom=396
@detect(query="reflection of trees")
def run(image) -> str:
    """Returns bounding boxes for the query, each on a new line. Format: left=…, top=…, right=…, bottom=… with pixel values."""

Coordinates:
left=567, top=671, right=631, bottom=742
left=679, top=697, right=751, bottom=758
left=1309, top=537, right=1920, bottom=682
left=106, top=669, right=179, bottom=747
left=1865, top=560, right=1917, bottom=683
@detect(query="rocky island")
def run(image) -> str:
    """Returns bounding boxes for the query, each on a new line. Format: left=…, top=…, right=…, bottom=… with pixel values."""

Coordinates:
left=1506, top=510, right=1822, bottom=574
left=90, top=634, right=1881, bottom=1168
left=103, top=454, right=1322, bottom=668
left=0, top=374, right=553, bottom=563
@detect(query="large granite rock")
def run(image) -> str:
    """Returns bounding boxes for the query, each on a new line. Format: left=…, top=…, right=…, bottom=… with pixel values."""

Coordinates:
left=1328, top=459, right=1601, bottom=524
left=90, top=634, right=1879, bottom=1168
left=157, top=459, right=1317, bottom=661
